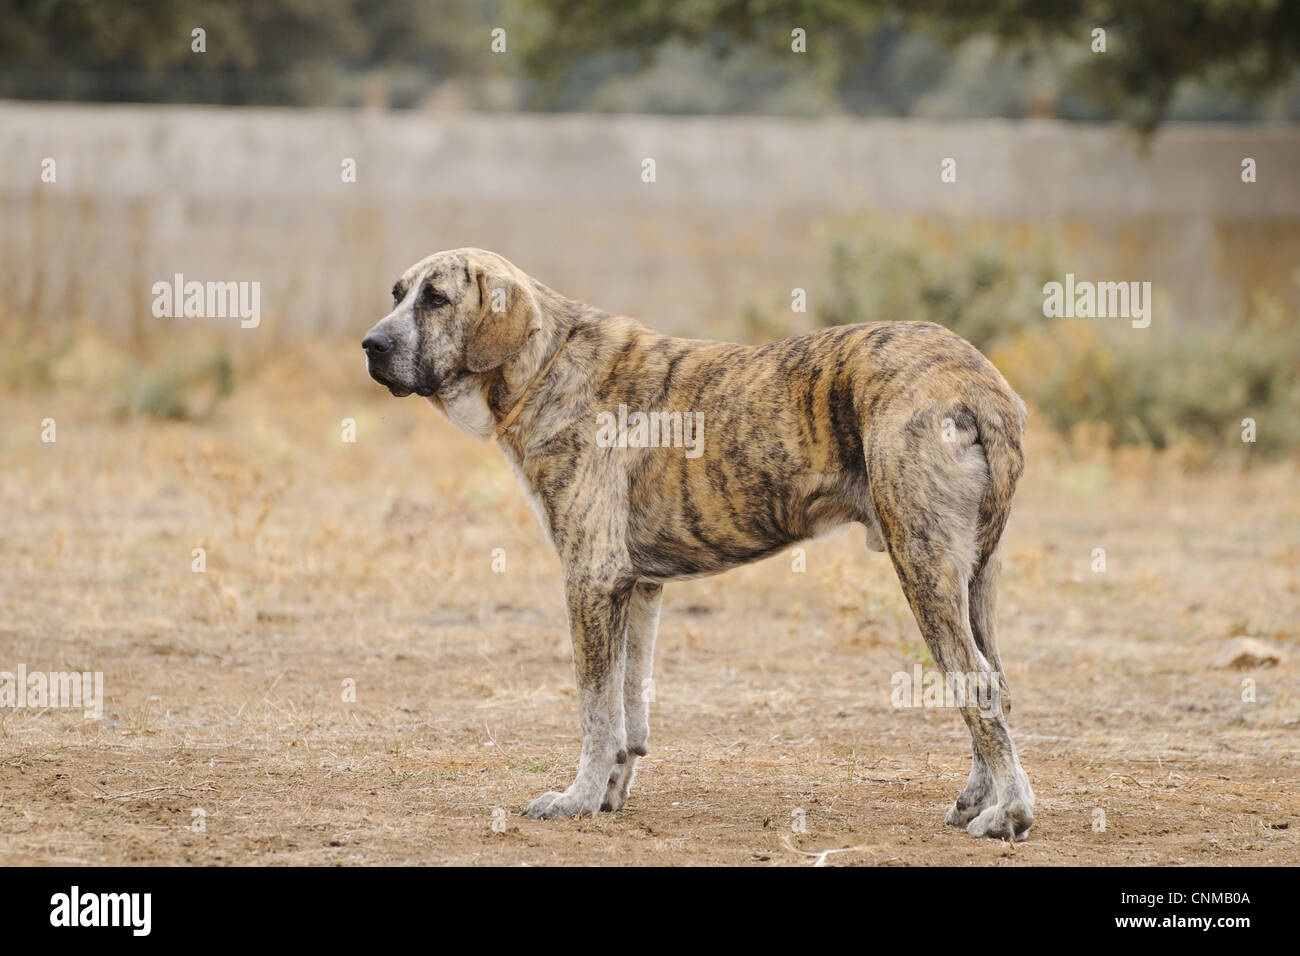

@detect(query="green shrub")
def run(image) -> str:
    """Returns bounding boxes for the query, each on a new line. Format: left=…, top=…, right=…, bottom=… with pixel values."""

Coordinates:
left=778, top=224, right=1300, bottom=456
left=122, top=348, right=235, bottom=420
left=818, top=227, right=1060, bottom=353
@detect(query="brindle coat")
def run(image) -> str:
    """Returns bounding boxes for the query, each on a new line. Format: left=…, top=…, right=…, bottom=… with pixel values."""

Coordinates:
left=363, top=248, right=1035, bottom=839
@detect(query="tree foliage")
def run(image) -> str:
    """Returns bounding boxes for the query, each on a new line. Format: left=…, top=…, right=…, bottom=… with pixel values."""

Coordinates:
left=519, top=0, right=1300, bottom=129
left=0, top=0, right=1295, bottom=127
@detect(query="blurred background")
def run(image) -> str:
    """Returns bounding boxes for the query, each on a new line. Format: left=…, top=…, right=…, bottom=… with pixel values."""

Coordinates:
left=1, top=0, right=1298, bottom=451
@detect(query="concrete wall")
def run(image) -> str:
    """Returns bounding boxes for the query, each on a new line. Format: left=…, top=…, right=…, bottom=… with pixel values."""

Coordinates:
left=2, top=102, right=1297, bottom=339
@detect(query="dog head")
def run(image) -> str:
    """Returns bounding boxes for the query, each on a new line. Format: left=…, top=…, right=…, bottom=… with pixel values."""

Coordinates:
left=362, top=248, right=541, bottom=400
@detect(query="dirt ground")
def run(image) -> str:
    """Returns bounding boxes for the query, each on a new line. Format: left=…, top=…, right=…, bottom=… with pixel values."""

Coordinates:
left=2, top=342, right=1297, bottom=866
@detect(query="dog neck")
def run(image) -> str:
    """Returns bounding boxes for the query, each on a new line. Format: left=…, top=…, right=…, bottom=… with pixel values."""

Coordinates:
left=494, top=332, right=570, bottom=439
left=489, top=282, right=604, bottom=446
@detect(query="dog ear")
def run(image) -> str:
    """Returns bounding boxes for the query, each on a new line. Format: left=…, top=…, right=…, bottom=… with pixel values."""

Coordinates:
left=466, top=270, right=538, bottom=373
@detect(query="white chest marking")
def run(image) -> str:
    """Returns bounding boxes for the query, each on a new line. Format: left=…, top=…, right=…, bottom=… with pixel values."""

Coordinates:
left=425, top=383, right=494, bottom=442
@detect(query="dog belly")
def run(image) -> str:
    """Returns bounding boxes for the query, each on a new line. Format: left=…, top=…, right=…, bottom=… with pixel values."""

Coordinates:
left=627, top=473, right=868, bottom=580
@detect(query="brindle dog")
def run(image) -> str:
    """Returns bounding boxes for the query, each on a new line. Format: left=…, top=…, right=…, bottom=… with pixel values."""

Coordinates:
left=363, top=248, right=1034, bottom=840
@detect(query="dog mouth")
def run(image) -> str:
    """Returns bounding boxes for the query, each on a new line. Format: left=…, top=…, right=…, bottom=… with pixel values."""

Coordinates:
left=367, top=365, right=413, bottom=398
left=368, top=364, right=443, bottom=399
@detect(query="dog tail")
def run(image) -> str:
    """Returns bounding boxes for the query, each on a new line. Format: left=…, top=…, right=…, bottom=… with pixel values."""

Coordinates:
left=967, top=389, right=1025, bottom=715
left=971, top=389, right=1026, bottom=575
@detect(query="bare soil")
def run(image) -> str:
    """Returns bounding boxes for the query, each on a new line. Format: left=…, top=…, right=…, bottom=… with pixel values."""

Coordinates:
left=2, top=345, right=1297, bottom=865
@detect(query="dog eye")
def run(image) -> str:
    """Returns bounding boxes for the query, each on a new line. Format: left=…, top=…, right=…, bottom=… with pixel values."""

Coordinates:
left=391, top=283, right=402, bottom=302
left=423, top=286, right=448, bottom=308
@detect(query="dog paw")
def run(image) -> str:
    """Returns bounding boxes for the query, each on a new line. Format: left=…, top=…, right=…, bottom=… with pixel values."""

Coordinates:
left=944, top=796, right=993, bottom=827
left=523, top=789, right=599, bottom=820
left=945, top=764, right=996, bottom=827
left=601, top=761, right=636, bottom=812
left=965, top=799, right=1033, bottom=841
left=523, top=791, right=562, bottom=818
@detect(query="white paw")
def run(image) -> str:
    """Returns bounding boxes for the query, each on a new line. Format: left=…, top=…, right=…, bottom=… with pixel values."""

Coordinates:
left=966, top=799, right=1033, bottom=841
left=523, top=788, right=599, bottom=820
left=944, top=797, right=992, bottom=827
left=601, top=760, right=637, bottom=812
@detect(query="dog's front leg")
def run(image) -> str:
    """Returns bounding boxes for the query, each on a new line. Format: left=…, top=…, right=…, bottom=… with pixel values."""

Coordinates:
left=524, top=579, right=630, bottom=820
left=603, top=581, right=662, bottom=811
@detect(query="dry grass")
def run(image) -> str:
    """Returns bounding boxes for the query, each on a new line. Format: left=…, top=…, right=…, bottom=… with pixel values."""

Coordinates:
left=1, top=340, right=1297, bottom=865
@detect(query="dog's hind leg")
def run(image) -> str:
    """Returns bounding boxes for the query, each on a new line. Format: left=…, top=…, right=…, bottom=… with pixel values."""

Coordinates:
left=887, top=530, right=1032, bottom=839
left=951, top=396, right=1026, bottom=826
left=603, top=581, right=662, bottom=811
left=869, top=417, right=1033, bottom=840
left=969, top=545, right=1012, bottom=713
left=943, top=550, right=1012, bottom=826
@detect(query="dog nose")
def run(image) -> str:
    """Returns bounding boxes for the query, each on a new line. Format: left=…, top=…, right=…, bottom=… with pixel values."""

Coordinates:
left=362, top=332, right=393, bottom=354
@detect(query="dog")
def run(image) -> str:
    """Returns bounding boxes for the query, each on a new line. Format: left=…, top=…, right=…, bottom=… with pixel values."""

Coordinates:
left=363, top=248, right=1034, bottom=840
